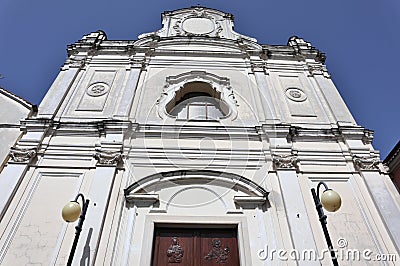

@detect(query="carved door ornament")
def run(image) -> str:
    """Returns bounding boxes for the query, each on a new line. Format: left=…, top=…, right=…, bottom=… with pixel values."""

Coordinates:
left=204, top=238, right=230, bottom=263
left=167, top=237, right=184, bottom=263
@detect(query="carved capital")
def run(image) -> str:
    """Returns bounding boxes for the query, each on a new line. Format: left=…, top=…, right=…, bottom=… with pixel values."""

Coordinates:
left=65, top=58, right=86, bottom=69
left=129, top=58, right=147, bottom=69
left=353, top=155, right=380, bottom=170
left=272, top=154, right=299, bottom=170
left=9, top=147, right=37, bottom=163
left=250, top=62, right=266, bottom=73
left=94, top=149, right=122, bottom=165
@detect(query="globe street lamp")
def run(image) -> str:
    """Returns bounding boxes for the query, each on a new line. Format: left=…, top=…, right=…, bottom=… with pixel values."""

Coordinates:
left=61, top=193, right=90, bottom=266
left=311, top=182, right=341, bottom=266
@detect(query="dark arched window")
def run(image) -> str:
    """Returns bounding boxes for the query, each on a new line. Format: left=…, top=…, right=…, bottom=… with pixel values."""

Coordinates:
left=166, top=82, right=228, bottom=120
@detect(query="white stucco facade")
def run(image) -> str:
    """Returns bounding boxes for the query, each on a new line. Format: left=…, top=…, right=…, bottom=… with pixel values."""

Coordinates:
left=0, top=7, right=399, bottom=265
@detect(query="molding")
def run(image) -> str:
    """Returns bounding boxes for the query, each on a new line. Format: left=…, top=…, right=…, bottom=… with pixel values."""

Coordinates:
left=165, top=71, right=229, bottom=87
left=67, top=30, right=107, bottom=56
left=288, top=126, right=339, bottom=142
left=233, top=196, right=266, bottom=204
left=287, top=36, right=326, bottom=63
left=124, top=169, right=268, bottom=197
left=157, top=71, right=238, bottom=121
left=125, top=193, right=159, bottom=205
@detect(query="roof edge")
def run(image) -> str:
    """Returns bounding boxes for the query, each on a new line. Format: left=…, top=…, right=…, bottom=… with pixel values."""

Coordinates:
left=384, top=140, right=400, bottom=165
left=0, top=87, right=34, bottom=110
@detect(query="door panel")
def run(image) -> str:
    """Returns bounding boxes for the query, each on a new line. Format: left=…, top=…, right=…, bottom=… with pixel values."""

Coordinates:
left=200, top=229, right=239, bottom=266
left=152, top=227, right=239, bottom=266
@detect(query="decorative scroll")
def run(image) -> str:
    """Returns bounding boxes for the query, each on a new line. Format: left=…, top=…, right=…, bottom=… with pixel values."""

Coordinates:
left=353, top=155, right=380, bottom=170
left=272, top=154, right=298, bottom=169
left=9, top=147, right=36, bottom=163
left=94, top=150, right=122, bottom=165
left=204, top=238, right=230, bottom=263
left=167, top=237, right=183, bottom=263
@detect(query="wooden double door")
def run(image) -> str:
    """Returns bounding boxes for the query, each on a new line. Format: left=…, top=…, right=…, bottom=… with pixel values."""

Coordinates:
left=152, top=226, right=240, bottom=266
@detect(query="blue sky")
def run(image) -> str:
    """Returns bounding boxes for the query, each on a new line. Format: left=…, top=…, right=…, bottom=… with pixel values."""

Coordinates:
left=0, top=0, right=399, bottom=158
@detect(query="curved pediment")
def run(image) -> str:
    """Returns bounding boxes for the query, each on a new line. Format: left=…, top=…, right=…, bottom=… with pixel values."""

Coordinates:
left=138, top=6, right=257, bottom=43
left=124, top=169, right=268, bottom=197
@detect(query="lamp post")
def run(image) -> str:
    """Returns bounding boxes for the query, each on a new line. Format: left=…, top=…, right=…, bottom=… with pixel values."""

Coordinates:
left=311, top=182, right=341, bottom=266
left=61, top=193, right=90, bottom=266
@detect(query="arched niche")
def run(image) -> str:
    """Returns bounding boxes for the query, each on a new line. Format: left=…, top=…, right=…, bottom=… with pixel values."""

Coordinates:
left=157, top=71, right=238, bottom=121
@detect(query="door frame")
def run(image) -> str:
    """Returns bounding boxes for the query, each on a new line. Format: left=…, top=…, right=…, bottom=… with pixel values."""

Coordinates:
left=140, top=214, right=251, bottom=265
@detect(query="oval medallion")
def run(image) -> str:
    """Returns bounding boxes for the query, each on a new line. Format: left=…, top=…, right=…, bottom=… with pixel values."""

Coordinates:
left=285, top=87, right=307, bottom=102
left=87, top=83, right=110, bottom=97
left=182, top=17, right=214, bottom=35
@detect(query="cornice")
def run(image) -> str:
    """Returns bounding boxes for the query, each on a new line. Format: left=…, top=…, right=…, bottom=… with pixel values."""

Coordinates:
left=135, top=124, right=261, bottom=141
left=64, top=32, right=326, bottom=65
left=288, top=126, right=340, bottom=142
left=287, top=36, right=326, bottom=63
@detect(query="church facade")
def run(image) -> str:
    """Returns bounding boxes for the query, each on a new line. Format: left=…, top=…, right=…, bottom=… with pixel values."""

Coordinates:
left=0, top=7, right=399, bottom=265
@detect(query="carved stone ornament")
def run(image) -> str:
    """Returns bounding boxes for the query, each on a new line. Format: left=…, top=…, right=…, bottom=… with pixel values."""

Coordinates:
left=170, top=8, right=223, bottom=38
left=94, top=150, right=122, bottom=165
left=86, top=83, right=110, bottom=97
left=272, top=154, right=299, bottom=169
left=285, top=87, right=307, bottom=102
left=204, top=238, right=230, bottom=263
left=9, top=147, right=36, bottom=163
left=353, top=155, right=380, bottom=170
left=167, top=237, right=184, bottom=263
left=173, top=19, right=182, bottom=36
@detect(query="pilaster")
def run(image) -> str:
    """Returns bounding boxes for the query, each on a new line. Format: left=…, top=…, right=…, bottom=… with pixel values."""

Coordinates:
left=354, top=156, right=400, bottom=251
left=272, top=153, right=319, bottom=266
left=73, top=145, right=123, bottom=264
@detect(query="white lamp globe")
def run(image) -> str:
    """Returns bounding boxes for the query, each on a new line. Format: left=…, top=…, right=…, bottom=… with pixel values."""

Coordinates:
left=62, top=201, right=81, bottom=222
left=321, top=189, right=341, bottom=212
